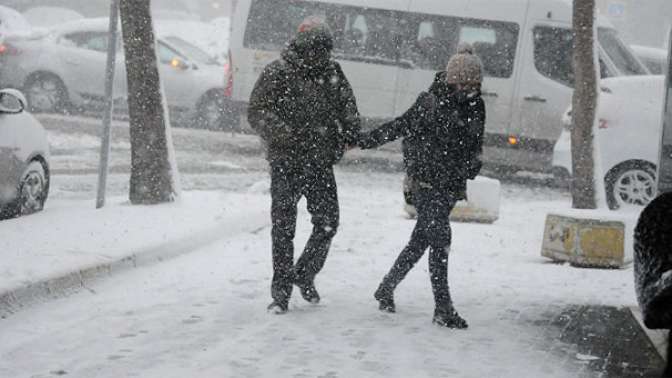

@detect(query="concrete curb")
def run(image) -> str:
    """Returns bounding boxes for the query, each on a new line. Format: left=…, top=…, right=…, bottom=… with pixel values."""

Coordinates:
left=0, top=210, right=270, bottom=319
left=630, top=306, right=669, bottom=363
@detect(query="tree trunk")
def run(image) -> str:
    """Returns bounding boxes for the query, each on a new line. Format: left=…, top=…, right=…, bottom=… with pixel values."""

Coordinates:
left=119, top=0, right=178, bottom=204
left=571, top=0, right=598, bottom=209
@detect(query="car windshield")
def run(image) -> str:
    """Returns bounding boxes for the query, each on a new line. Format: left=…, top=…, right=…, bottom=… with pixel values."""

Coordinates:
left=164, top=36, right=218, bottom=65
left=598, top=28, right=648, bottom=76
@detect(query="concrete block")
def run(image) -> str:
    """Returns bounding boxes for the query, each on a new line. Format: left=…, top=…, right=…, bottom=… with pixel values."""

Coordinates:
left=405, top=176, right=501, bottom=224
left=541, top=213, right=625, bottom=268
left=452, top=176, right=501, bottom=223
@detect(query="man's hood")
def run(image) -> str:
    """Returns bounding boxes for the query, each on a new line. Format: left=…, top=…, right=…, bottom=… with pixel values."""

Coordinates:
left=281, top=26, right=334, bottom=69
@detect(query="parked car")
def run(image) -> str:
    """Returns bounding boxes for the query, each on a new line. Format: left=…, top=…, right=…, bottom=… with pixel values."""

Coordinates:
left=230, top=0, right=649, bottom=173
left=552, top=75, right=665, bottom=210
left=0, top=88, right=50, bottom=219
left=0, top=18, right=234, bottom=130
left=631, top=44, right=668, bottom=75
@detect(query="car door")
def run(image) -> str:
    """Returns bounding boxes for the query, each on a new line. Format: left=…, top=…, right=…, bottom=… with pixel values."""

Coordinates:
left=157, top=41, right=195, bottom=110
left=57, top=31, right=113, bottom=104
left=515, top=24, right=574, bottom=148
left=0, top=110, right=17, bottom=203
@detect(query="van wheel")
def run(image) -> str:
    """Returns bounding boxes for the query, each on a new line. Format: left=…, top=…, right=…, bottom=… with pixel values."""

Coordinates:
left=605, top=161, right=657, bottom=210
left=24, top=73, right=69, bottom=113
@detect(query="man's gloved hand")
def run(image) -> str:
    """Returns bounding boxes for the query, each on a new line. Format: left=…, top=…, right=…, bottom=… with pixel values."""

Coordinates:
left=467, top=158, right=482, bottom=180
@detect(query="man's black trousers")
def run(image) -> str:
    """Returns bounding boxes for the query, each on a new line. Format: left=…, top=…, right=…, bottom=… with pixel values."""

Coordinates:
left=270, top=162, right=339, bottom=305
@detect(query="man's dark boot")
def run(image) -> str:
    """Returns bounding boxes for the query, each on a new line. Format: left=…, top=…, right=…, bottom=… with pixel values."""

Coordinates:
left=433, top=305, right=468, bottom=329
left=295, top=280, right=320, bottom=304
left=374, top=284, right=396, bottom=313
left=267, top=300, right=288, bottom=314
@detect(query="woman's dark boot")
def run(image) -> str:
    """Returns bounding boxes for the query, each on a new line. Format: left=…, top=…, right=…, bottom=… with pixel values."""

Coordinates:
left=433, top=305, right=468, bottom=329
left=374, top=284, right=396, bottom=313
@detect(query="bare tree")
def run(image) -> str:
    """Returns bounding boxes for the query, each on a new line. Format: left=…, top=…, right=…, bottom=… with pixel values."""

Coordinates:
left=119, top=0, right=178, bottom=204
left=571, top=0, right=599, bottom=209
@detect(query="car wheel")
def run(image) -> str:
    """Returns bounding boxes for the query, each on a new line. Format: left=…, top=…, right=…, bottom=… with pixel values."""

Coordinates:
left=196, top=93, right=240, bottom=132
left=25, top=73, right=68, bottom=113
left=18, top=161, right=48, bottom=216
left=196, top=93, right=224, bottom=131
left=605, top=161, right=657, bottom=210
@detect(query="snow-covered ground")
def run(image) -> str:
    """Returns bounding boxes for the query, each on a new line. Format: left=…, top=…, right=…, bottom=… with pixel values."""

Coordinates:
left=0, top=114, right=648, bottom=377
left=0, top=165, right=638, bottom=377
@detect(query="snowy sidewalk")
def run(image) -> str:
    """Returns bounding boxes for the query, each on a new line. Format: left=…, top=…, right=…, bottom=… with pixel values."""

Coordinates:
left=0, top=176, right=664, bottom=377
left=0, top=191, right=271, bottom=316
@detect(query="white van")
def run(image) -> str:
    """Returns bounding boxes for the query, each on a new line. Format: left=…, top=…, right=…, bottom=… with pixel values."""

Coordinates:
left=229, top=0, right=648, bottom=172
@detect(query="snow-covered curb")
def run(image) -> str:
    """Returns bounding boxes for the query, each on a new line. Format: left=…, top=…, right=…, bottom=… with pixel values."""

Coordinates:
left=0, top=191, right=270, bottom=317
left=630, top=306, right=669, bottom=363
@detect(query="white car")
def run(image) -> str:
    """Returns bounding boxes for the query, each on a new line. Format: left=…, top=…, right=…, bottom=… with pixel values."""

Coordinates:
left=631, top=45, right=668, bottom=75
left=553, top=75, right=665, bottom=209
left=155, top=17, right=230, bottom=65
left=0, top=18, right=232, bottom=130
left=0, top=88, right=50, bottom=219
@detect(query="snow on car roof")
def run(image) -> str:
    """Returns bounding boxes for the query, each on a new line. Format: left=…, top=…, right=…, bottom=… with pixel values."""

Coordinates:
left=49, top=17, right=113, bottom=35
left=0, top=5, right=33, bottom=37
left=23, top=6, right=84, bottom=29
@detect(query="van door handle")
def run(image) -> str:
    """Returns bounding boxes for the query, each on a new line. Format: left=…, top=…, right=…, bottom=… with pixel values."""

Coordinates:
left=524, top=95, right=547, bottom=103
left=481, top=91, right=498, bottom=98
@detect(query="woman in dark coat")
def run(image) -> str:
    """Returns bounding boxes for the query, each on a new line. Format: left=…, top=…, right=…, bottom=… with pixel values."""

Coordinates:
left=358, top=45, right=485, bottom=328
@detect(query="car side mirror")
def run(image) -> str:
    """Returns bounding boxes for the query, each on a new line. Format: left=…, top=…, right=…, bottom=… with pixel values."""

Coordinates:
left=0, top=89, right=27, bottom=114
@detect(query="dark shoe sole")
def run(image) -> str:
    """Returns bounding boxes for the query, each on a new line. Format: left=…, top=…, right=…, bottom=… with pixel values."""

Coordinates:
left=378, top=302, right=396, bottom=313
left=267, top=301, right=288, bottom=314
left=295, top=282, right=320, bottom=304
left=374, top=289, right=395, bottom=313
left=432, top=316, right=468, bottom=329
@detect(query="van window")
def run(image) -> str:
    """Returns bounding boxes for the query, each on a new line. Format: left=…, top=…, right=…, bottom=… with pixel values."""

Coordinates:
left=597, top=28, right=647, bottom=76
left=459, top=23, right=517, bottom=78
left=533, top=26, right=574, bottom=87
left=331, top=7, right=399, bottom=61
left=244, top=0, right=401, bottom=65
left=641, top=57, right=663, bottom=75
left=398, top=15, right=518, bottom=78
left=460, top=27, right=496, bottom=45
left=244, top=0, right=518, bottom=74
left=244, top=0, right=318, bottom=51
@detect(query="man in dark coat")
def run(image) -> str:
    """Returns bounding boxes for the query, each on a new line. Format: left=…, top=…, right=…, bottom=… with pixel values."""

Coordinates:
left=248, top=16, right=360, bottom=314
left=634, top=192, right=672, bottom=377
left=358, top=45, right=485, bottom=328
